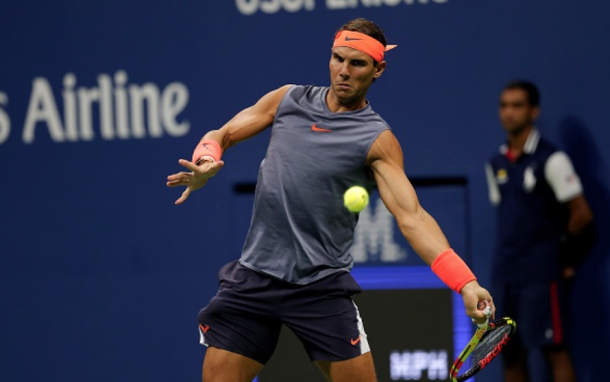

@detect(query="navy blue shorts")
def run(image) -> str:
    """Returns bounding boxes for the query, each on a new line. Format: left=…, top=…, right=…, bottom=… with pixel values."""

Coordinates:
left=493, top=281, right=568, bottom=355
left=197, top=260, right=370, bottom=364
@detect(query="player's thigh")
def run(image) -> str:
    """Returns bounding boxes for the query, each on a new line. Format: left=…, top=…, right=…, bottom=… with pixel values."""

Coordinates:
left=198, top=260, right=283, bottom=364
left=203, top=346, right=263, bottom=382
left=282, top=272, right=368, bottom=362
left=315, top=352, right=377, bottom=382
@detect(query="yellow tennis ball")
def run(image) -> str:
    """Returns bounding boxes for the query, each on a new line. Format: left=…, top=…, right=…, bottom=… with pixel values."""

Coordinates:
left=344, top=186, right=369, bottom=213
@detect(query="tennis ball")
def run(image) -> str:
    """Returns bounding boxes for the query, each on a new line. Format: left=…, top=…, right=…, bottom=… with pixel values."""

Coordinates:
left=344, top=186, right=369, bottom=213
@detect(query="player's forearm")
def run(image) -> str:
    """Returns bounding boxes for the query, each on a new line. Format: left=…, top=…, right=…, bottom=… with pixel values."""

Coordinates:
left=200, top=113, right=253, bottom=152
left=397, top=207, right=451, bottom=265
left=397, top=207, right=481, bottom=294
left=567, top=202, right=594, bottom=235
left=200, top=85, right=289, bottom=151
left=203, top=106, right=273, bottom=152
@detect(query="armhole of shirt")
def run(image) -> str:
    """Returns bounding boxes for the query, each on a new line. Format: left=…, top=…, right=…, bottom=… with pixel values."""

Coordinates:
left=544, top=151, right=583, bottom=203
left=363, top=125, right=391, bottom=167
left=271, top=85, right=296, bottom=127
left=485, top=163, right=501, bottom=206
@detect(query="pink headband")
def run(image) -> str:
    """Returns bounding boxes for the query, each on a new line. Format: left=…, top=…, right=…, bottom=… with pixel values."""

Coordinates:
left=333, top=30, right=397, bottom=62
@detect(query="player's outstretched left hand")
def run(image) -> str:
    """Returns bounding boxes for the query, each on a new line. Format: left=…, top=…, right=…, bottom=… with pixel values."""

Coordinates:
left=460, top=281, right=495, bottom=325
left=166, top=159, right=225, bottom=205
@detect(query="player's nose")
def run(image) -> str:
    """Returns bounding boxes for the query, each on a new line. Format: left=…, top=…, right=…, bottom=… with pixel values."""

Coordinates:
left=339, top=62, right=350, bottom=77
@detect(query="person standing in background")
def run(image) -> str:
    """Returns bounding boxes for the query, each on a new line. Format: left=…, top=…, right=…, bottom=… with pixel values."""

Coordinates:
left=485, top=80, right=595, bottom=382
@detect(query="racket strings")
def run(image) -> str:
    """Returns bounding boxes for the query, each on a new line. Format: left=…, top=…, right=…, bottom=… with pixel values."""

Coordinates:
left=470, top=325, right=512, bottom=364
left=457, top=325, right=512, bottom=377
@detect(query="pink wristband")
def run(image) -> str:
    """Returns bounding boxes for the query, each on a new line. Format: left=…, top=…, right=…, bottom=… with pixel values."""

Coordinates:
left=431, top=248, right=477, bottom=293
left=192, top=139, right=222, bottom=164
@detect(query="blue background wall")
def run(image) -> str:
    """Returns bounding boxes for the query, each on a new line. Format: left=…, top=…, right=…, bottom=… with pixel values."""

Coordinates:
left=1, top=1, right=609, bottom=381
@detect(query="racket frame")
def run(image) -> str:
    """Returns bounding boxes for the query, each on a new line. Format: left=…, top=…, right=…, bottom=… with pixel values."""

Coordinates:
left=450, top=317, right=517, bottom=382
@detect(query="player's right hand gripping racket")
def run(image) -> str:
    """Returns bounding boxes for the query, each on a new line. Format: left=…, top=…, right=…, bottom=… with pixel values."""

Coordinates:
left=450, top=301, right=517, bottom=382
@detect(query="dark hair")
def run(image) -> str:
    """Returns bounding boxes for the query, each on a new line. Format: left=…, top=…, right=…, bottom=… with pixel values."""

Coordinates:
left=337, top=18, right=387, bottom=48
left=503, top=80, right=540, bottom=106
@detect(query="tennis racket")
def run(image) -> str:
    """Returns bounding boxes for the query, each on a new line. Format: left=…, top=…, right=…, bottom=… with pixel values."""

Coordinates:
left=450, top=301, right=517, bottom=382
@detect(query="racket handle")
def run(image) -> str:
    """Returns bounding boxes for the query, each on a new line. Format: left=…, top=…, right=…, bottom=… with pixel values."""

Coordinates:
left=476, top=320, right=489, bottom=329
left=472, top=300, right=492, bottom=328
left=477, top=300, right=492, bottom=317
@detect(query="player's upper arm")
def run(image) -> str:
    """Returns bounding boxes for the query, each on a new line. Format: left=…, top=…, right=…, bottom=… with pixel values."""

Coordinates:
left=544, top=151, right=583, bottom=202
left=366, top=130, right=451, bottom=262
left=208, top=84, right=292, bottom=149
left=366, top=130, right=420, bottom=225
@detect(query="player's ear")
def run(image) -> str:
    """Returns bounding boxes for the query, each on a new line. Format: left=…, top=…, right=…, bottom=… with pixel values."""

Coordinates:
left=373, top=60, right=386, bottom=79
left=531, top=105, right=540, bottom=121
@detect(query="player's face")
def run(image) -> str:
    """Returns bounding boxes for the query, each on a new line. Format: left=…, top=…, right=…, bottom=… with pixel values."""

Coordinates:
left=498, top=89, right=539, bottom=134
left=328, top=47, right=385, bottom=107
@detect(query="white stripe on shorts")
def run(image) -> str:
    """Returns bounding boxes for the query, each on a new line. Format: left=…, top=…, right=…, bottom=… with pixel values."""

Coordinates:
left=352, top=299, right=371, bottom=354
left=199, top=326, right=209, bottom=347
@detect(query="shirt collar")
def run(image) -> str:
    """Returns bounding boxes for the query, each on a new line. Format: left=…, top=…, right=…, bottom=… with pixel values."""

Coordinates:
left=499, top=127, right=540, bottom=155
left=523, top=127, right=540, bottom=154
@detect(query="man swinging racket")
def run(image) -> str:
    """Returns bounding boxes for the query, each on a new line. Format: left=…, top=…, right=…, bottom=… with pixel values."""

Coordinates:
left=167, top=18, right=494, bottom=382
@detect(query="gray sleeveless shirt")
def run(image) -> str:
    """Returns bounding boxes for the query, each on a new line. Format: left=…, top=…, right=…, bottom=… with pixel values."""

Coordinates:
left=239, top=85, right=390, bottom=284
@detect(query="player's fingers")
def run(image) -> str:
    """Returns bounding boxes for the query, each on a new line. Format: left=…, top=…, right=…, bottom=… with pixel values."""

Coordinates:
left=167, top=171, right=194, bottom=181
left=196, top=160, right=225, bottom=176
left=466, top=297, right=489, bottom=323
left=178, top=159, right=199, bottom=172
left=480, top=293, right=494, bottom=318
left=480, top=301, right=492, bottom=319
left=469, top=310, right=487, bottom=323
left=469, top=311, right=485, bottom=323
left=166, top=175, right=192, bottom=187
left=475, top=300, right=492, bottom=323
left=167, top=179, right=191, bottom=187
left=472, top=316, right=487, bottom=326
left=175, top=188, right=191, bottom=205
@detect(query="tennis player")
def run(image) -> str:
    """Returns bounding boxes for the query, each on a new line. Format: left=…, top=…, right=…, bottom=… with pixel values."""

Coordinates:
left=167, top=18, right=493, bottom=382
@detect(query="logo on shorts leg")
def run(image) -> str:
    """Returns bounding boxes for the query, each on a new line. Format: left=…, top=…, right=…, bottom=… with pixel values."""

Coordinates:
left=200, top=324, right=210, bottom=333
left=350, top=335, right=362, bottom=346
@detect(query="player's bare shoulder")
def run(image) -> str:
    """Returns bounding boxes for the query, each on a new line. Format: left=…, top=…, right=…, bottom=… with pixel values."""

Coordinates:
left=272, top=84, right=294, bottom=97
left=254, top=84, right=293, bottom=119
left=266, top=84, right=293, bottom=105
left=366, top=129, right=404, bottom=167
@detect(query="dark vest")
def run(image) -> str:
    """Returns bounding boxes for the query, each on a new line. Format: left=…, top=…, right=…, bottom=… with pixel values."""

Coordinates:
left=488, top=137, right=569, bottom=284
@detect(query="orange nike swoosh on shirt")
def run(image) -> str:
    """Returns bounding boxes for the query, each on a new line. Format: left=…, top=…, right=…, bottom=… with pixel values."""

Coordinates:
left=200, top=324, right=209, bottom=333
left=312, top=123, right=332, bottom=133
left=351, top=335, right=362, bottom=345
